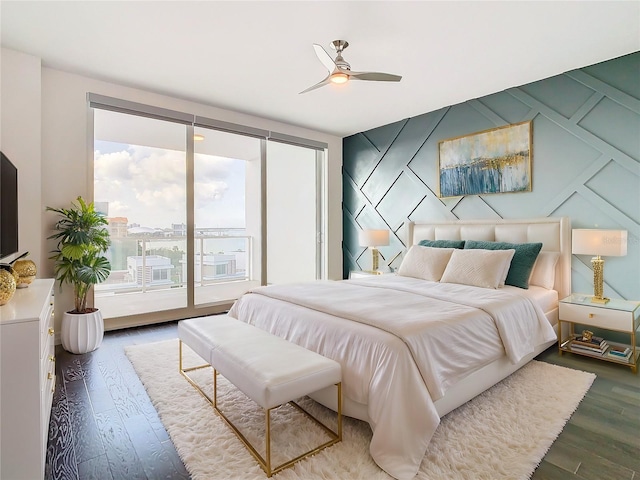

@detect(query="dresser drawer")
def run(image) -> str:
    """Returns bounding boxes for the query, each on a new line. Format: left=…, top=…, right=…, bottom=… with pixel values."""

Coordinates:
left=40, top=303, right=55, bottom=359
left=41, top=369, right=55, bottom=468
left=39, top=323, right=55, bottom=409
left=559, top=302, right=633, bottom=332
left=40, top=348, right=55, bottom=384
left=40, top=358, right=55, bottom=415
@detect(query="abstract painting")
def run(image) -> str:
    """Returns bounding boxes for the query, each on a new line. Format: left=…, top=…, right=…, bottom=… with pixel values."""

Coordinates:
left=438, top=121, right=532, bottom=197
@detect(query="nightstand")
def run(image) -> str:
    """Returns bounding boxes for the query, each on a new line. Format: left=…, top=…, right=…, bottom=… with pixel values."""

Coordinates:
left=558, top=294, right=640, bottom=373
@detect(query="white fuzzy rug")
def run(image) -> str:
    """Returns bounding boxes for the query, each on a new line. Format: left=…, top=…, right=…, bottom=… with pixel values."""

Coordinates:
left=125, top=339, right=595, bottom=480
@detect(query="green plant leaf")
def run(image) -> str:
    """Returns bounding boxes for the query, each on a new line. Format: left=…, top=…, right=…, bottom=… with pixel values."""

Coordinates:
left=46, top=196, right=112, bottom=309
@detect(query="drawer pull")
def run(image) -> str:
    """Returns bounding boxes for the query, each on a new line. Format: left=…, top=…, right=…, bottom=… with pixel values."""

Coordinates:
left=588, top=313, right=594, bottom=318
left=48, top=328, right=55, bottom=336
left=47, top=372, right=53, bottom=380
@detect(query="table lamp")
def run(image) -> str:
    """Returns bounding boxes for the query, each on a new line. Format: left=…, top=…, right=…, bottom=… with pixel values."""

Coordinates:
left=571, top=229, right=627, bottom=304
left=358, top=229, right=390, bottom=273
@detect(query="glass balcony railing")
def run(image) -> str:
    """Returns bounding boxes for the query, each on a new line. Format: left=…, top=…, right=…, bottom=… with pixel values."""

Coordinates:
left=95, top=234, right=253, bottom=296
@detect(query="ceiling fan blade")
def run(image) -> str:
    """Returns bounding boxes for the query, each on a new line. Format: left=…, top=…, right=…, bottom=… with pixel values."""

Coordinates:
left=349, top=71, right=402, bottom=82
left=299, top=74, right=332, bottom=94
left=313, top=44, right=337, bottom=73
left=302, top=41, right=400, bottom=93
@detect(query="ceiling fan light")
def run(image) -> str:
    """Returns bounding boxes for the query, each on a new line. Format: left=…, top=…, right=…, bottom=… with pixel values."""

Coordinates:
left=330, top=72, right=349, bottom=84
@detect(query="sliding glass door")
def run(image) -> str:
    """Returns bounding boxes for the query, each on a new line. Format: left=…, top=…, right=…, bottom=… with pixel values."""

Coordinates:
left=93, top=110, right=189, bottom=317
left=193, top=127, right=262, bottom=305
left=90, top=95, right=326, bottom=326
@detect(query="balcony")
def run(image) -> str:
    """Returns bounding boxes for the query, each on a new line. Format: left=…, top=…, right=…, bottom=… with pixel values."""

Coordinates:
left=95, top=234, right=259, bottom=320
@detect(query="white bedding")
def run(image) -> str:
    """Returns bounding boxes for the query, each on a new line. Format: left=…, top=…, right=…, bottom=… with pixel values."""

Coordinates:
left=228, top=275, right=557, bottom=479
left=502, top=284, right=559, bottom=316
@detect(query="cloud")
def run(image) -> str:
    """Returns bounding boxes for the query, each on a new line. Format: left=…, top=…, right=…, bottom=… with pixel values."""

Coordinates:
left=108, top=201, right=130, bottom=216
left=94, top=149, right=135, bottom=181
left=94, top=142, right=245, bottom=228
left=195, top=154, right=234, bottom=179
left=128, top=149, right=186, bottom=192
left=196, top=180, right=229, bottom=203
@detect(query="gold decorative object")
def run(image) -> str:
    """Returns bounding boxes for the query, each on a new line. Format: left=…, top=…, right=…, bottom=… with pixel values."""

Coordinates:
left=0, top=268, right=17, bottom=305
left=9, top=267, right=20, bottom=285
left=13, top=259, right=37, bottom=288
left=581, top=330, right=594, bottom=342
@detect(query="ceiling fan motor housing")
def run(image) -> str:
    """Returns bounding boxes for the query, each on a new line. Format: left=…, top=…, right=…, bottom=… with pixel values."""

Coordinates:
left=331, top=40, right=349, bottom=52
left=334, top=55, right=351, bottom=71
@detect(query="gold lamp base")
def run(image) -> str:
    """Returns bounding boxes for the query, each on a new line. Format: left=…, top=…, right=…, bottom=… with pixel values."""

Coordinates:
left=591, top=256, right=609, bottom=304
left=361, top=249, right=384, bottom=274
left=371, top=247, right=380, bottom=271
left=362, top=248, right=384, bottom=275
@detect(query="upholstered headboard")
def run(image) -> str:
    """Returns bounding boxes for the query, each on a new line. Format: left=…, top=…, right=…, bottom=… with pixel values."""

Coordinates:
left=407, top=217, right=571, bottom=299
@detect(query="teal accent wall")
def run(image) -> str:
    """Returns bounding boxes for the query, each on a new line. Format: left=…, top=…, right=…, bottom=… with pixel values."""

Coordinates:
left=343, top=52, right=640, bottom=301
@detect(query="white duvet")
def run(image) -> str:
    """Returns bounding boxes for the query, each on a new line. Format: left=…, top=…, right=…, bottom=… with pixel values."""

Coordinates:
left=228, top=275, right=557, bottom=479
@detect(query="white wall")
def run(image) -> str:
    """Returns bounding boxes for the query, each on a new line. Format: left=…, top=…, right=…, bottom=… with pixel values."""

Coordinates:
left=0, top=49, right=43, bottom=269
left=1, top=46, right=343, bottom=331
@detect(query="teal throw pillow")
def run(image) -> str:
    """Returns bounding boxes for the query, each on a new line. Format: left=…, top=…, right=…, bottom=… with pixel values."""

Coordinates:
left=464, top=240, right=542, bottom=289
left=418, top=239, right=465, bottom=249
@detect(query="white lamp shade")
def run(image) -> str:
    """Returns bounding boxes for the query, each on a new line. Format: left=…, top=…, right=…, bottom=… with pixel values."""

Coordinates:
left=359, top=229, right=390, bottom=247
left=572, top=229, right=627, bottom=257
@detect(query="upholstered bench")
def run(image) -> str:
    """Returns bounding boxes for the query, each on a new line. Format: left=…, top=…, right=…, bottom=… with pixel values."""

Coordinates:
left=178, top=315, right=342, bottom=477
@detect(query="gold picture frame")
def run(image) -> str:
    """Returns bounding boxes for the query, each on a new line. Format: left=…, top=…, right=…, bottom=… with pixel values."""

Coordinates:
left=438, top=121, right=532, bottom=198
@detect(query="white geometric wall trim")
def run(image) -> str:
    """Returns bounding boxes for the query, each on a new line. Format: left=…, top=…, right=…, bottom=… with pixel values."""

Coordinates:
left=343, top=53, right=639, bottom=300
left=566, top=70, right=640, bottom=115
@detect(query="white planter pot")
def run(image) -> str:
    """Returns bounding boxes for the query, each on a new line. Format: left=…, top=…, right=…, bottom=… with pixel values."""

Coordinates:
left=61, top=310, right=104, bottom=354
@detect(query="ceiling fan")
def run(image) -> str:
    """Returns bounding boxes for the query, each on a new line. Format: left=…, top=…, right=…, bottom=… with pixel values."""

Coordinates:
left=300, top=40, right=402, bottom=94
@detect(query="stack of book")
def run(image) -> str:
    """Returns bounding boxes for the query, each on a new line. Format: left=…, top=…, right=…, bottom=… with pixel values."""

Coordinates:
left=606, top=345, right=633, bottom=362
left=569, top=334, right=609, bottom=356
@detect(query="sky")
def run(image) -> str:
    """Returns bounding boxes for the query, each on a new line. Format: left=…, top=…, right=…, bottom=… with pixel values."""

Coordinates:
left=94, top=141, right=246, bottom=229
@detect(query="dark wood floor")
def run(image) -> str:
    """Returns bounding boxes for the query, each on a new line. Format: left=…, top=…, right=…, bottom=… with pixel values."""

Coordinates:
left=532, top=347, right=640, bottom=480
left=45, top=322, right=190, bottom=480
left=45, top=322, right=639, bottom=480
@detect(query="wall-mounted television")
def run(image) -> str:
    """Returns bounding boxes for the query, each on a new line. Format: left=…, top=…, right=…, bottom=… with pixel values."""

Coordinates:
left=0, top=152, right=19, bottom=260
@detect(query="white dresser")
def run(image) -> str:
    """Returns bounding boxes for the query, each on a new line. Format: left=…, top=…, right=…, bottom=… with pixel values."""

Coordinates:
left=0, top=278, right=56, bottom=479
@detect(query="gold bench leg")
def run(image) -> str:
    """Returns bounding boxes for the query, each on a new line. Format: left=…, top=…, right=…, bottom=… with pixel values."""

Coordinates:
left=257, top=384, right=342, bottom=477
left=265, top=409, right=272, bottom=476
left=178, top=340, right=216, bottom=405
left=213, top=366, right=217, bottom=409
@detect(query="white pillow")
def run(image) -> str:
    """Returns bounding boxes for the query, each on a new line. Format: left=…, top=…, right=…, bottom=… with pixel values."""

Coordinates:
left=397, top=246, right=455, bottom=281
left=529, top=251, right=560, bottom=290
left=441, top=248, right=516, bottom=289
left=498, top=254, right=511, bottom=287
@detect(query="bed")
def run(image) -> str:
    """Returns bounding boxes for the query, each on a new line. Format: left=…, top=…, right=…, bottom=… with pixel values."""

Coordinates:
left=227, top=217, right=571, bottom=479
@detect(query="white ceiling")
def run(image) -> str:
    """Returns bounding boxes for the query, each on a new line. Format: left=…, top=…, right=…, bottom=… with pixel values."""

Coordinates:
left=1, top=1, right=639, bottom=137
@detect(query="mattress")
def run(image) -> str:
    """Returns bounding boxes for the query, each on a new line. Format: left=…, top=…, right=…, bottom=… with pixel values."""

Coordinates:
left=502, top=284, right=559, bottom=322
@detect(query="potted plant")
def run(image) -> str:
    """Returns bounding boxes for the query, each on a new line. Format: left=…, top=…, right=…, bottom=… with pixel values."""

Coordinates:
left=47, top=196, right=111, bottom=354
